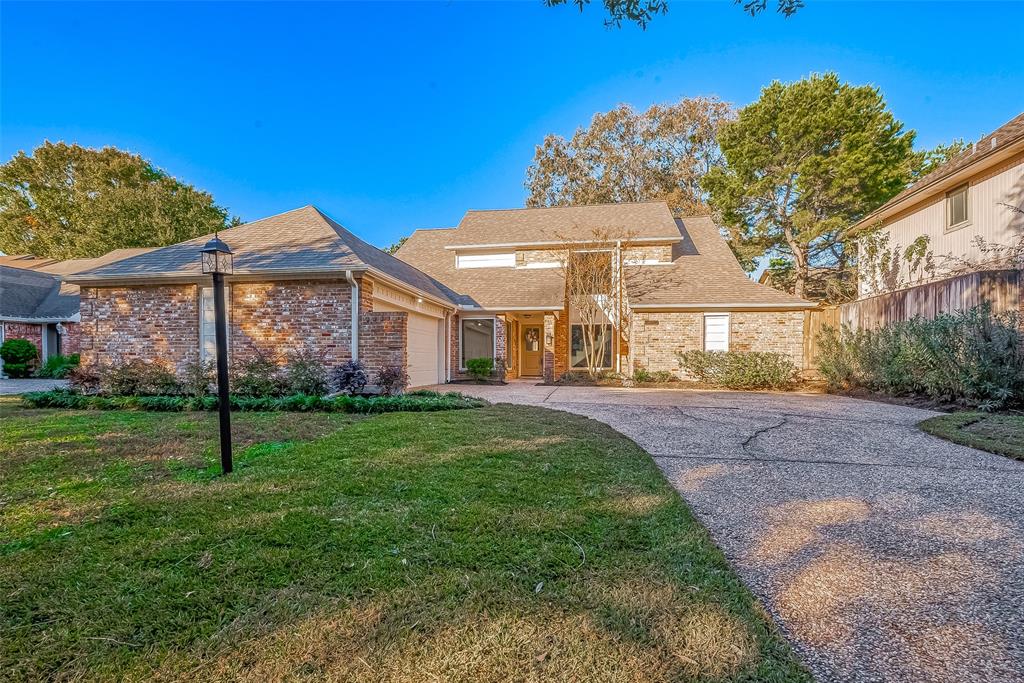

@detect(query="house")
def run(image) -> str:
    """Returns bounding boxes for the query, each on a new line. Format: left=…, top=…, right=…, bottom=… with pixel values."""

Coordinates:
left=853, top=112, right=1024, bottom=297
left=67, top=202, right=812, bottom=387
left=0, top=249, right=155, bottom=373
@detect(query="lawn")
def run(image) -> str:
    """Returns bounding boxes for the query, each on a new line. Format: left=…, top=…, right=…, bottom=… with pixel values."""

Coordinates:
left=919, top=412, right=1024, bottom=460
left=0, top=397, right=807, bottom=682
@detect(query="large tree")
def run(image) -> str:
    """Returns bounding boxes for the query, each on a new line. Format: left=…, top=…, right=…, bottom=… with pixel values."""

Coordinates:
left=703, top=73, right=916, bottom=298
left=525, top=97, right=734, bottom=216
left=0, top=142, right=237, bottom=260
left=544, top=0, right=804, bottom=28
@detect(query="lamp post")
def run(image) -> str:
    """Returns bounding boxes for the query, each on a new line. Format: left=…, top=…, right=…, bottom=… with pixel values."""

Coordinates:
left=200, top=234, right=234, bottom=475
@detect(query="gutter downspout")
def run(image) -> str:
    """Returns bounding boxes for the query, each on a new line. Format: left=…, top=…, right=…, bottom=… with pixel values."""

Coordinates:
left=345, top=270, right=360, bottom=361
left=444, top=310, right=452, bottom=382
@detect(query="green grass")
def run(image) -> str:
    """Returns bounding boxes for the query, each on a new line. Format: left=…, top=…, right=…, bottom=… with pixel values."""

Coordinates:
left=919, top=412, right=1024, bottom=460
left=0, top=397, right=808, bottom=682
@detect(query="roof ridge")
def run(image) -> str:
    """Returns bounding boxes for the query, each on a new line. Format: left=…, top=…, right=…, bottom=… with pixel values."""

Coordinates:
left=465, top=200, right=670, bottom=213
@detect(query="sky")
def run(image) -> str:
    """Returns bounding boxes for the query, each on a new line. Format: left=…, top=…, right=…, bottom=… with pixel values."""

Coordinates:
left=2, top=0, right=1022, bottom=251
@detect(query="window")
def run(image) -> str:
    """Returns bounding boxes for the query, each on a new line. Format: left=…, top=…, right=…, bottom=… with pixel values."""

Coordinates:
left=570, top=324, right=613, bottom=369
left=199, top=286, right=229, bottom=360
left=703, top=314, right=729, bottom=352
left=456, top=252, right=515, bottom=269
left=460, top=318, right=494, bottom=368
left=946, top=184, right=969, bottom=229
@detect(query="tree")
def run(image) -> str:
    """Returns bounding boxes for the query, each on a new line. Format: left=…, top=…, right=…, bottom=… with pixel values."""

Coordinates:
left=385, top=236, right=408, bottom=255
left=910, top=138, right=971, bottom=180
left=526, top=97, right=734, bottom=217
left=543, top=0, right=803, bottom=28
left=0, top=142, right=237, bottom=260
left=703, top=73, right=916, bottom=299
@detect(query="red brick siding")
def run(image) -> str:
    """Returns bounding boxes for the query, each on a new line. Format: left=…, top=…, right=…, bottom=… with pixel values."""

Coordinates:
left=542, top=312, right=569, bottom=382
left=360, top=311, right=407, bottom=371
left=61, top=322, right=81, bottom=355
left=79, top=285, right=200, bottom=371
left=230, top=281, right=353, bottom=366
left=2, top=322, right=43, bottom=362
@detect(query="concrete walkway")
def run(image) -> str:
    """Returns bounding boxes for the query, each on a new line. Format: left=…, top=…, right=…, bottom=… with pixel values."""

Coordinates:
left=428, top=382, right=1024, bottom=683
left=0, top=378, right=67, bottom=395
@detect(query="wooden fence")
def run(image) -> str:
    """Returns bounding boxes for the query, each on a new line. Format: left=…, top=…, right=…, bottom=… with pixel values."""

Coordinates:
left=837, top=269, right=1021, bottom=330
left=802, top=269, right=1021, bottom=369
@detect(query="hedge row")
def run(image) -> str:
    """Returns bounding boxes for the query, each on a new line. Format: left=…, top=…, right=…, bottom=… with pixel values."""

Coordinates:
left=20, top=390, right=487, bottom=414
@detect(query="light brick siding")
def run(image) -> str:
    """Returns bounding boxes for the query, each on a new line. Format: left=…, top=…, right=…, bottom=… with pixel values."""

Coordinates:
left=630, top=310, right=805, bottom=376
left=630, top=312, right=702, bottom=373
left=80, top=285, right=200, bottom=371
left=624, top=245, right=672, bottom=262
left=517, top=248, right=563, bottom=266
left=730, top=311, right=804, bottom=368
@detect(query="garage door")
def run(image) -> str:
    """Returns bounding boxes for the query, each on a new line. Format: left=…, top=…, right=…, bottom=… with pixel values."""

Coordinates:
left=406, top=312, right=441, bottom=388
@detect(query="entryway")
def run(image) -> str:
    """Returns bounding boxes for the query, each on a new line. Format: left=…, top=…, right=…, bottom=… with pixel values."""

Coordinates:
left=521, top=324, right=542, bottom=377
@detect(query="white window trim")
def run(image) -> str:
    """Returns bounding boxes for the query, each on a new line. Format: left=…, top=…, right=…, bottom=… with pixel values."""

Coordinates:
left=702, top=312, right=730, bottom=352
left=199, top=285, right=231, bottom=361
left=945, top=183, right=971, bottom=232
left=458, top=315, right=497, bottom=371
left=569, top=322, right=615, bottom=371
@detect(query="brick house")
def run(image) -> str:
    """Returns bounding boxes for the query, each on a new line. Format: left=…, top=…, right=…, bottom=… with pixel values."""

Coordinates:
left=396, top=202, right=813, bottom=381
left=68, top=202, right=811, bottom=387
left=0, top=249, right=154, bottom=375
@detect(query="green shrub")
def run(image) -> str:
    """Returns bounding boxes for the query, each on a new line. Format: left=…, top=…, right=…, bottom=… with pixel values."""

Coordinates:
left=35, top=353, right=80, bottom=379
left=816, top=305, right=1024, bottom=410
left=283, top=349, right=329, bottom=396
left=1, top=339, right=38, bottom=378
left=20, top=389, right=487, bottom=414
left=180, top=359, right=216, bottom=397
left=465, top=357, right=493, bottom=381
left=633, top=368, right=676, bottom=383
left=101, top=359, right=180, bottom=396
left=230, top=352, right=284, bottom=397
left=677, top=350, right=797, bottom=390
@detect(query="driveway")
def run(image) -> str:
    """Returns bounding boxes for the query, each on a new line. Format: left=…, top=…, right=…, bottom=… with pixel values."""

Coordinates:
left=0, top=378, right=67, bottom=395
left=430, top=382, right=1024, bottom=683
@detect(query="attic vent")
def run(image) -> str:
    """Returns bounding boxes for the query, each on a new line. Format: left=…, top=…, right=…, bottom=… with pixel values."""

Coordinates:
left=991, top=136, right=998, bottom=149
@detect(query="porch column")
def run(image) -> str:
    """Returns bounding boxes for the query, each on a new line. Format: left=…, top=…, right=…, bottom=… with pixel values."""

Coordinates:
left=542, top=312, right=556, bottom=383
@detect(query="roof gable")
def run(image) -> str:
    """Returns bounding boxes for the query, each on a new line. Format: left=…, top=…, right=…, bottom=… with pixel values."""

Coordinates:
left=0, top=266, right=78, bottom=320
left=69, top=206, right=455, bottom=304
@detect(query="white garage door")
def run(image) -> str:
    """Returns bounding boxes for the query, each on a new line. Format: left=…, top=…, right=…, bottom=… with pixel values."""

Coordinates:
left=406, top=312, right=441, bottom=388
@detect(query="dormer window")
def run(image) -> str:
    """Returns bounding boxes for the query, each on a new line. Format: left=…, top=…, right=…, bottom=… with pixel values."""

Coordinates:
left=946, top=184, right=970, bottom=230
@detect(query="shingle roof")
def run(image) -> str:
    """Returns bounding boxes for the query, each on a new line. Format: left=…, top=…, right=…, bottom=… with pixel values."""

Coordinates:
left=69, top=206, right=455, bottom=304
left=397, top=211, right=810, bottom=309
left=396, top=228, right=565, bottom=308
left=452, top=201, right=681, bottom=246
left=0, top=266, right=79, bottom=320
left=35, top=248, right=157, bottom=276
left=628, top=218, right=810, bottom=306
left=857, top=111, right=1024, bottom=228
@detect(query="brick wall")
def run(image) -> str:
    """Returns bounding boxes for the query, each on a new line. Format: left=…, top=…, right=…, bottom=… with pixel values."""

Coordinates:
left=230, top=281, right=353, bottom=366
left=80, top=285, right=200, bottom=371
left=730, top=311, right=804, bottom=369
left=59, top=322, right=81, bottom=355
left=630, top=312, right=702, bottom=373
left=79, top=280, right=362, bottom=373
left=360, top=311, right=407, bottom=371
left=629, top=309, right=806, bottom=376
left=2, top=323, right=44, bottom=363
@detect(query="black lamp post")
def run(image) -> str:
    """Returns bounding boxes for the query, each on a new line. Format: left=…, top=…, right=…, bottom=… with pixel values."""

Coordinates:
left=200, top=234, right=234, bottom=475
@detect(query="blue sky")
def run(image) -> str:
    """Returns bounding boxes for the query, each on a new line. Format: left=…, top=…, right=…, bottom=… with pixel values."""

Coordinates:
left=2, top=1, right=1022, bottom=250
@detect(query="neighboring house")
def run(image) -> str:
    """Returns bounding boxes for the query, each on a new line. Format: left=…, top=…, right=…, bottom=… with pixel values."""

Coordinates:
left=397, top=201, right=813, bottom=381
left=0, top=249, right=155, bottom=374
left=67, top=202, right=812, bottom=387
left=854, top=112, right=1024, bottom=298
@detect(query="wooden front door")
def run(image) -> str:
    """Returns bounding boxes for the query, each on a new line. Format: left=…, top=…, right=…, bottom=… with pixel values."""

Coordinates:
left=522, top=325, right=543, bottom=376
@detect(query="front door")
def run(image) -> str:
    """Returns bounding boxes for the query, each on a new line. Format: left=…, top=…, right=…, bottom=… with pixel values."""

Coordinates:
left=522, top=325, right=542, bottom=376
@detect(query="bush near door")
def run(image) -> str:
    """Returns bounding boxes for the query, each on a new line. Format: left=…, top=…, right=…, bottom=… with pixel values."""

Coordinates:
left=0, top=339, right=38, bottom=378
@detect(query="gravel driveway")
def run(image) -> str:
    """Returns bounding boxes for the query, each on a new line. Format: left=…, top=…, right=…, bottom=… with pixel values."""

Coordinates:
left=430, top=382, right=1024, bottom=683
